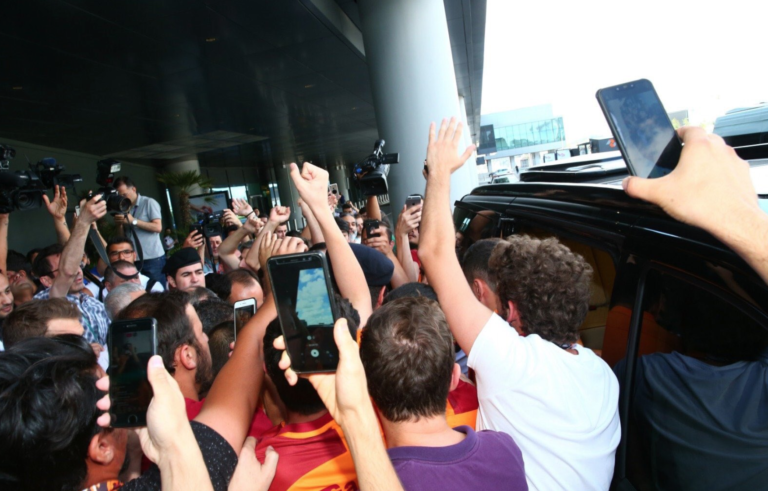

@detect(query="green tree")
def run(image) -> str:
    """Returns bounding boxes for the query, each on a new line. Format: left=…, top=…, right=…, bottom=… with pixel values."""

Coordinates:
left=156, top=170, right=214, bottom=229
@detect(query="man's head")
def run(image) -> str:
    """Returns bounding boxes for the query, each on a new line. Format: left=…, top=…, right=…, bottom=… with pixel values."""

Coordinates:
left=6, top=250, right=35, bottom=287
left=263, top=296, right=359, bottom=418
left=34, top=243, right=85, bottom=294
left=0, top=335, right=127, bottom=491
left=113, top=176, right=138, bottom=205
left=3, top=298, right=83, bottom=348
left=334, top=216, right=351, bottom=241
left=340, top=213, right=357, bottom=241
left=118, top=291, right=213, bottom=397
left=208, top=321, right=235, bottom=379
left=103, top=260, right=140, bottom=292
left=226, top=269, right=264, bottom=306
left=490, top=235, right=592, bottom=344
left=163, top=248, right=205, bottom=292
left=355, top=216, right=364, bottom=237
left=208, top=234, right=223, bottom=258
left=194, top=298, right=234, bottom=334
left=383, top=282, right=437, bottom=305
left=0, top=274, right=14, bottom=319
left=106, top=236, right=137, bottom=264
left=276, top=223, right=288, bottom=239
left=360, top=297, right=458, bottom=423
left=104, top=282, right=146, bottom=320
left=461, top=238, right=503, bottom=312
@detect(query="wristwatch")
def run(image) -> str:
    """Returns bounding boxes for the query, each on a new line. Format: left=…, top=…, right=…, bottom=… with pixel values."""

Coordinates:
left=132, top=218, right=138, bottom=226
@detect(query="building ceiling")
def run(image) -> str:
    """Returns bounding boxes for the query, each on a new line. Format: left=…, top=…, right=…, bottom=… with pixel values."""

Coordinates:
left=1, top=0, right=484, bottom=171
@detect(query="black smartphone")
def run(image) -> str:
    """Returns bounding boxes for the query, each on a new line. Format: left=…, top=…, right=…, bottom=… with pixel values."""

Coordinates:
left=405, top=194, right=423, bottom=208
left=107, top=318, right=157, bottom=428
left=233, top=298, right=257, bottom=342
left=596, top=79, right=682, bottom=179
left=364, top=219, right=381, bottom=238
left=267, top=252, right=341, bottom=373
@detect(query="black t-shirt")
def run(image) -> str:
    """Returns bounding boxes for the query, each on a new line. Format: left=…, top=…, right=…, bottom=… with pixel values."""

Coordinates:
left=123, top=421, right=237, bottom=491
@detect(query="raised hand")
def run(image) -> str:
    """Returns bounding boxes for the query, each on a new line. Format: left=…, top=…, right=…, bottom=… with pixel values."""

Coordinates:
left=183, top=230, right=205, bottom=250
left=288, top=162, right=329, bottom=213
left=258, top=232, right=278, bottom=271
left=364, top=226, right=392, bottom=255
left=232, top=198, right=254, bottom=218
left=221, top=209, right=242, bottom=229
left=425, top=117, right=476, bottom=177
left=269, top=206, right=291, bottom=225
left=229, top=437, right=278, bottom=491
left=79, top=192, right=108, bottom=225
left=396, top=203, right=422, bottom=237
left=43, top=185, right=68, bottom=220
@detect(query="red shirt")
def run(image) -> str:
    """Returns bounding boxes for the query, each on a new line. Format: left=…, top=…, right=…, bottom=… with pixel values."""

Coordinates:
left=255, top=412, right=359, bottom=491
left=446, top=380, right=479, bottom=429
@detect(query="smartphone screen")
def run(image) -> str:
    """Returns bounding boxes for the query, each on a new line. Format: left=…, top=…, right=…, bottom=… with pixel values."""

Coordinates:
left=233, top=298, right=257, bottom=342
left=267, top=253, right=339, bottom=373
left=107, top=318, right=157, bottom=427
left=596, top=79, right=681, bottom=179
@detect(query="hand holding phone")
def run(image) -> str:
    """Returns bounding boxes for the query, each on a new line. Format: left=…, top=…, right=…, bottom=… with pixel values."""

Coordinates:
left=267, top=252, right=340, bottom=373
left=108, top=318, right=158, bottom=427
left=596, top=79, right=682, bottom=179
left=405, top=194, right=423, bottom=208
left=363, top=219, right=382, bottom=238
left=233, top=298, right=257, bottom=342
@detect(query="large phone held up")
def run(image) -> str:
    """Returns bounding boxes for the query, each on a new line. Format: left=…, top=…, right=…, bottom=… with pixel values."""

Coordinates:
left=233, top=298, right=257, bottom=342
left=267, top=252, right=340, bottom=373
left=596, top=79, right=682, bottom=179
left=107, top=318, right=157, bottom=428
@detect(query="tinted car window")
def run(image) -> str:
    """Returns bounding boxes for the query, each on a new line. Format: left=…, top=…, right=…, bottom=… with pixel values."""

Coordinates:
left=621, top=269, right=768, bottom=491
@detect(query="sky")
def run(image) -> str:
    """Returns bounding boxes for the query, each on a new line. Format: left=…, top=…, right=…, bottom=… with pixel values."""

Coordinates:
left=481, top=0, right=767, bottom=143
left=295, top=268, right=333, bottom=326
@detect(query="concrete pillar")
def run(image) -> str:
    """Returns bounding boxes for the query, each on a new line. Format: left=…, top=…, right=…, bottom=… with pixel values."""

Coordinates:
left=358, top=0, right=477, bottom=218
left=328, top=163, right=351, bottom=202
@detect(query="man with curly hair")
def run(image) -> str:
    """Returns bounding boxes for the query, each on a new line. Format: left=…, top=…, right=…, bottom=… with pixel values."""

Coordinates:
left=419, top=118, right=619, bottom=491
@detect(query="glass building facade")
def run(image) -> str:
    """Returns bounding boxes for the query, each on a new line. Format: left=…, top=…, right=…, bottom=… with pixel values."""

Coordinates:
left=492, top=117, right=565, bottom=151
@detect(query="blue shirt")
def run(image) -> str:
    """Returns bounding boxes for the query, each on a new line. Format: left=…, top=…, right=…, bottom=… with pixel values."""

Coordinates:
left=34, top=287, right=110, bottom=346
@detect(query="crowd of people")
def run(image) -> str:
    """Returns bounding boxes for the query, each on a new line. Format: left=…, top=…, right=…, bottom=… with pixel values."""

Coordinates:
left=0, top=120, right=765, bottom=491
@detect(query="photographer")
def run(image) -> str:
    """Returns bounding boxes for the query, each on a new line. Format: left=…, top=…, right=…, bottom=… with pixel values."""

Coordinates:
left=113, top=176, right=166, bottom=288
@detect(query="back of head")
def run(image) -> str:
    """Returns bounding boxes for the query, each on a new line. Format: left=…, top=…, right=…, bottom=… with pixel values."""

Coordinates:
left=205, top=273, right=231, bottom=301
left=104, top=260, right=136, bottom=285
left=104, top=282, right=145, bottom=320
left=117, top=291, right=195, bottom=373
left=263, top=296, right=359, bottom=416
left=208, top=321, right=235, bottom=378
left=195, top=298, right=234, bottom=334
left=226, top=268, right=258, bottom=288
left=461, top=238, right=502, bottom=291
left=187, top=287, right=218, bottom=305
left=360, top=296, right=454, bottom=422
left=32, top=243, right=64, bottom=279
left=3, top=298, right=80, bottom=349
left=383, top=282, right=438, bottom=305
left=6, top=250, right=32, bottom=276
left=490, top=234, right=592, bottom=344
left=0, top=335, right=100, bottom=491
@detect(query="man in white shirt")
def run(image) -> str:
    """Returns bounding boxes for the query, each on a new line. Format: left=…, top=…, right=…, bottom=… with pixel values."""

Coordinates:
left=419, top=118, right=620, bottom=491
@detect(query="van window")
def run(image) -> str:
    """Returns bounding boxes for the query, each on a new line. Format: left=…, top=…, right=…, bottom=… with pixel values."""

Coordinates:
left=621, top=269, right=768, bottom=491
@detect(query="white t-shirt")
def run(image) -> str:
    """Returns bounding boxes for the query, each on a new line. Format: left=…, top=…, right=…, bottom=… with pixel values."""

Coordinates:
left=468, top=313, right=620, bottom=491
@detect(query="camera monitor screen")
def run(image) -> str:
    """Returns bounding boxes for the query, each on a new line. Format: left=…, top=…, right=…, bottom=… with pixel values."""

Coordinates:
left=268, top=253, right=339, bottom=373
left=189, top=191, right=230, bottom=222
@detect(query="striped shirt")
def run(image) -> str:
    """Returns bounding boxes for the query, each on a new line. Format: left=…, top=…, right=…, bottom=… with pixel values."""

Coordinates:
left=34, top=288, right=110, bottom=346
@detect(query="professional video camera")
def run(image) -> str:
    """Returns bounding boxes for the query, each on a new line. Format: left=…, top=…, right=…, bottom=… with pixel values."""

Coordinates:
left=352, top=139, right=399, bottom=196
left=88, top=159, right=131, bottom=214
left=0, top=144, right=83, bottom=213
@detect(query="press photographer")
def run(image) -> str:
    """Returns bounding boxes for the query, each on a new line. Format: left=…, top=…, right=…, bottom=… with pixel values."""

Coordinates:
left=112, top=174, right=167, bottom=288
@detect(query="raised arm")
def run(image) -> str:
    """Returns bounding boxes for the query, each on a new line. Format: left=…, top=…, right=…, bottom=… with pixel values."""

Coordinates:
left=363, top=225, right=410, bottom=289
left=218, top=209, right=251, bottom=271
left=624, top=126, right=768, bottom=284
left=366, top=195, right=382, bottom=221
left=298, top=199, right=324, bottom=245
left=50, top=194, right=107, bottom=298
left=419, top=118, right=490, bottom=355
left=394, top=204, right=422, bottom=283
left=290, top=162, right=373, bottom=326
left=43, top=185, right=71, bottom=245
left=0, top=213, right=8, bottom=274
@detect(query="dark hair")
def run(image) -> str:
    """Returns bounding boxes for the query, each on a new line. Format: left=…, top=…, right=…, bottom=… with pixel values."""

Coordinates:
left=187, top=287, right=218, bottom=305
left=285, top=230, right=303, bottom=238
left=309, top=242, right=327, bottom=252
left=226, top=269, right=259, bottom=288
left=117, top=291, right=195, bottom=374
left=334, top=217, right=350, bottom=234
left=360, top=297, right=454, bottom=422
left=107, top=236, right=135, bottom=251
left=342, top=202, right=353, bottom=210
left=104, top=260, right=136, bottom=285
left=490, top=235, right=592, bottom=344
left=383, top=282, right=438, bottom=304
left=195, top=298, right=234, bottom=334
left=3, top=298, right=81, bottom=349
left=14, top=250, right=36, bottom=274
left=205, top=273, right=231, bottom=301
left=32, top=243, right=64, bottom=278
left=113, top=176, right=135, bottom=189
left=263, top=296, right=359, bottom=416
left=461, top=238, right=502, bottom=292
left=0, top=335, right=101, bottom=491
left=208, top=321, right=235, bottom=378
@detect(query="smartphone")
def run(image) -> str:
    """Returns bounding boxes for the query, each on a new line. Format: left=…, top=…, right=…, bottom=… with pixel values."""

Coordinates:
left=107, top=318, right=157, bottom=428
left=364, top=219, right=381, bottom=238
left=233, top=298, right=257, bottom=342
left=405, top=194, right=423, bottom=208
left=267, top=252, right=340, bottom=373
left=596, top=79, right=682, bottom=179
left=329, top=183, right=339, bottom=196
